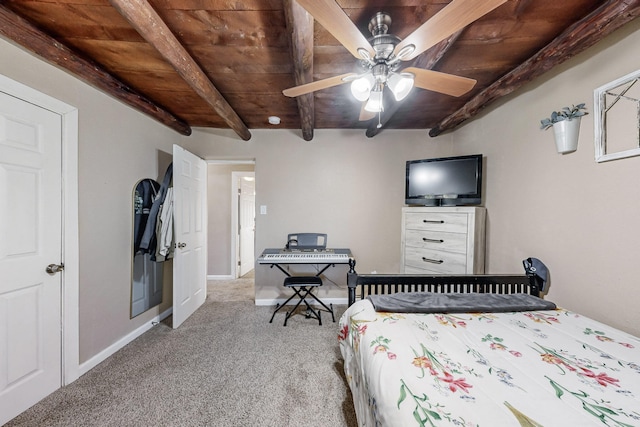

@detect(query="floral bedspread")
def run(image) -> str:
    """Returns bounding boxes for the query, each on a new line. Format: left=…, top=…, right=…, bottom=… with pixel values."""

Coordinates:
left=338, top=298, right=640, bottom=427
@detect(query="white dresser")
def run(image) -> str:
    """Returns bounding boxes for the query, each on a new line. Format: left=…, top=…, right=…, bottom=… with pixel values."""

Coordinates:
left=401, top=206, right=486, bottom=274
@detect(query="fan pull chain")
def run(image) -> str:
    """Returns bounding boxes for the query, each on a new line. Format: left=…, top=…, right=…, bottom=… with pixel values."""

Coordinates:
left=377, top=110, right=382, bottom=128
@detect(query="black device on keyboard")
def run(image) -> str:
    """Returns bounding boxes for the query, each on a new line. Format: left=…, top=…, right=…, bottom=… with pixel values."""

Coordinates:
left=285, top=233, right=327, bottom=251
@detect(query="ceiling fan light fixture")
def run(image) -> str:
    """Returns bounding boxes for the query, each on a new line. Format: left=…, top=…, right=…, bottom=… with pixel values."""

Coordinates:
left=364, top=89, right=384, bottom=112
left=388, top=72, right=414, bottom=101
left=350, top=73, right=375, bottom=102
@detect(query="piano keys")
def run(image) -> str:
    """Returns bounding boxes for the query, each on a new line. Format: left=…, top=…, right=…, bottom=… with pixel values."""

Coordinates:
left=258, top=252, right=349, bottom=264
left=257, top=248, right=353, bottom=264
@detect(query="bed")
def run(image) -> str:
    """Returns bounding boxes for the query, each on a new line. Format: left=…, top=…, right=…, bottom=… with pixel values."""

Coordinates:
left=339, top=272, right=640, bottom=426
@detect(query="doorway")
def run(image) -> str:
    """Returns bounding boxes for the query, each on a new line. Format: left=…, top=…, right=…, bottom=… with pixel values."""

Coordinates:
left=234, top=171, right=255, bottom=278
left=206, top=162, right=255, bottom=280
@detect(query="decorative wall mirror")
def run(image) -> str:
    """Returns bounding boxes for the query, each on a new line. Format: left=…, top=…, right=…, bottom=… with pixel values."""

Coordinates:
left=131, top=178, right=163, bottom=318
left=594, top=69, right=640, bottom=162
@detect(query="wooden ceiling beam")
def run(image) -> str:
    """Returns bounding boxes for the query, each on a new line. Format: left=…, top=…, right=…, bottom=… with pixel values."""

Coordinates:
left=429, top=0, right=640, bottom=137
left=109, top=0, right=252, bottom=141
left=366, top=30, right=464, bottom=138
left=284, top=0, right=315, bottom=141
left=0, top=4, right=192, bottom=136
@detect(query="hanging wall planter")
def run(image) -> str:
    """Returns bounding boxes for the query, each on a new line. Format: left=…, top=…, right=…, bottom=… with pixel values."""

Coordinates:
left=552, top=118, right=582, bottom=154
left=540, top=103, right=588, bottom=154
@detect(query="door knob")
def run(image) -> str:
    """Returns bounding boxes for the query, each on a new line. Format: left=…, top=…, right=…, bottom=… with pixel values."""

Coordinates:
left=177, top=242, right=186, bottom=249
left=46, top=263, right=65, bottom=274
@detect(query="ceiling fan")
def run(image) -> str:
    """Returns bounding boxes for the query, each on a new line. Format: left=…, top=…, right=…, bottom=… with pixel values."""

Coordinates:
left=283, top=0, right=508, bottom=120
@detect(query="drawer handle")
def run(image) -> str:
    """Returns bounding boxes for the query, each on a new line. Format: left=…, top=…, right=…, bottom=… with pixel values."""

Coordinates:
left=423, top=220, right=444, bottom=224
left=423, top=238, right=444, bottom=243
left=422, top=257, right=444, bottom=264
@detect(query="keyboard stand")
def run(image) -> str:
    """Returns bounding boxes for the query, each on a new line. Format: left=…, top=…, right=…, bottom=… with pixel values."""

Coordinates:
left=259, top=248, right=354, bottom=325
left=268, top=261, right=334, bottom=277
left=269, top=276, right=332, bottom=326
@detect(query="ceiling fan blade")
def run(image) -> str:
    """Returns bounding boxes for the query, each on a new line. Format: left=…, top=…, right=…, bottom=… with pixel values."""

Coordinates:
left=394, top=0, right=508, bottom=61
left=295, top=0, right=375, bottom=60
left=405, top=67, right=476, bottom=97
left=283, top=73, right=357, bottom=97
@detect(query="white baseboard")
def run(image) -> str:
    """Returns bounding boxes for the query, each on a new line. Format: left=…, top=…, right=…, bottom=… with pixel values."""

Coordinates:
left=207, top=274, right=234, bottom=280
left=255, top=297, right=348, bottom=306
left=78, top=307, right=173, bottom=377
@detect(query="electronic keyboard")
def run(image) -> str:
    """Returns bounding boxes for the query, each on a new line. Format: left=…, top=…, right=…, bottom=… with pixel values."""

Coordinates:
left=257, top=249, right=352, bottom=264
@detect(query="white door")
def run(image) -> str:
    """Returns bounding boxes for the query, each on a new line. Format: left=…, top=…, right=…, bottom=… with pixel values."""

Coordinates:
left=0, top=91, right=63, bottom=424
left=239, top=174, right=255, bottom=277
left=172, top=145, right=207, bottom=328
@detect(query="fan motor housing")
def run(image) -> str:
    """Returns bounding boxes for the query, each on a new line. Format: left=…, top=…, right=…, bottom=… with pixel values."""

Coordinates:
left=367, top=12, right=402, bottom=62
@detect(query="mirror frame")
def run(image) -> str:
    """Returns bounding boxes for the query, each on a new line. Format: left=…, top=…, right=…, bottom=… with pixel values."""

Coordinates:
left=131, top=178, right=163, bottom=318
left=594, top=69, right=640, bottom=163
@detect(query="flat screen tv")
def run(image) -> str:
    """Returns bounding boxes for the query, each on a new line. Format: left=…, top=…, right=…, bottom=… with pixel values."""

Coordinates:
left=405, top=154, right=483, bottom=206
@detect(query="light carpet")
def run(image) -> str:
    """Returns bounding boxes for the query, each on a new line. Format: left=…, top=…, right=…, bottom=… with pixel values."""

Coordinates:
left=7, top=275, right=357, bottom=427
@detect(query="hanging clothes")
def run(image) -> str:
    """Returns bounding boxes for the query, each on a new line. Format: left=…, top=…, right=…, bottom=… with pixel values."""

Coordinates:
left=155, top=187, right=174, bottom=261
left=133, top=179, right=160, bottom=255
left=139, top=163, right=173, bottom=260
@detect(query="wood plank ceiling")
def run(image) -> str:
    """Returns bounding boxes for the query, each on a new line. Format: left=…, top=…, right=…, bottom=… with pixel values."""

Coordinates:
left=1, top=0, right=639, bottom=141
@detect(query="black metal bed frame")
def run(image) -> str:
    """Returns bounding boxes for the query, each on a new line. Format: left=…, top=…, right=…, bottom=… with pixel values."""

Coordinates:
left=347, top=272, right=540, bottom=306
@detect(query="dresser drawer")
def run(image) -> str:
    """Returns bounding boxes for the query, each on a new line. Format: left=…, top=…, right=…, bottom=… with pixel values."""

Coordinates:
left=404, top=212, right=468, bottom=233
left=404, top=230, right=467, bottom=254
left=404, top=247, right=467, bottom=274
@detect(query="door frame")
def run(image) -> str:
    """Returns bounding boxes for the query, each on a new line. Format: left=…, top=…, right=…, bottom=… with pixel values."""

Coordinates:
left=0, top=74, right=80, bottom=385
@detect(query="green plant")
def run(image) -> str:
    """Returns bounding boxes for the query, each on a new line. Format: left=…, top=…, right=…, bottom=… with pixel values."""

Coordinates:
left=540, top=103, right=588, bottom=130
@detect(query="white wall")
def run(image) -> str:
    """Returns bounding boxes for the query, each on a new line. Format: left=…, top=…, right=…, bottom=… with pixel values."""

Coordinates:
left=451, top=18, right=640, bottom=336
left=180, top=129, right=455, bottom=302
left=0, top=37, right=181, bottom=362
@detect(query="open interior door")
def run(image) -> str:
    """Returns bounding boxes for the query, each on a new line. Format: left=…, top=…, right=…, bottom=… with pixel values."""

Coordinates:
left=238, top=173, right=255, bottom=277
left=172, top=145, right=207, bottom=328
